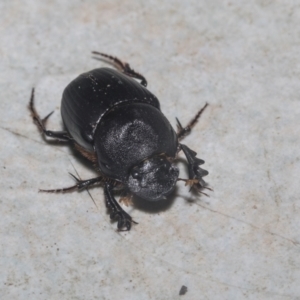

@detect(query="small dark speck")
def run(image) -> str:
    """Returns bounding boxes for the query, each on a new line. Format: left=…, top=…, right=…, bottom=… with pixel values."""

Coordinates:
left=179, top=285, right=187, bottom=296
left=3, top=166, right=6, bottom=169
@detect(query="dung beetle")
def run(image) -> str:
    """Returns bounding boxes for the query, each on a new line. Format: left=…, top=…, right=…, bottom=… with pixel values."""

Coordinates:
left=29, top=52, right=209, bottom=231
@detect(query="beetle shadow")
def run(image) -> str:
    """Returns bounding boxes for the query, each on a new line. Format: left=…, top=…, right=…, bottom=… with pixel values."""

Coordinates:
left=131, top=187, right=179, bottom=214
left=68, top=144, right=96, bottom=171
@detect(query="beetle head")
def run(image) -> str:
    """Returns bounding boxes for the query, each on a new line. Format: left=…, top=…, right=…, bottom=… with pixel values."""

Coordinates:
left=127, top=155, right=179, bottom=201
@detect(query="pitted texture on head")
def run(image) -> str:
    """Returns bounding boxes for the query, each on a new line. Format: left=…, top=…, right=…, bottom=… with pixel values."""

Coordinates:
left=127, top=155, right=179, bottom=201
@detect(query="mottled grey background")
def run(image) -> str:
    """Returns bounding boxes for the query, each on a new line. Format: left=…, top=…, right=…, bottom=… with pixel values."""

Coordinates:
left=1, top=1, right=300, bottom=299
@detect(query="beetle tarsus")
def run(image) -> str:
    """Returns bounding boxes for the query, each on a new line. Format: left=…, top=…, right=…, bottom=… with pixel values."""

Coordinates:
left=39, top=175, right=104, bottom=193
left=29, top=88, right=72, bottom=142
left=92, top=51, right=148, bottom=87
left=119, top=193, right=133, bottom=207
left=176, top=117, right=191, bottom=138
left=177, top=103, right=209, bottom=140
left=104, top=183, right=137, bottom=231
left=69, top=174, right=105, bottom=190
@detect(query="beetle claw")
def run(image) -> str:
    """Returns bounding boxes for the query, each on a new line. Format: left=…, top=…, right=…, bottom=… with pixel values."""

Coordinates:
left=104, top=183, right=138, bottom=231
left=111, top=212, right=137, bottom=231
left=113, top=211, right=137, bottom=231
left=190, top=180, right=211, bottom=197
left=117, top=216, right=131, bottom=231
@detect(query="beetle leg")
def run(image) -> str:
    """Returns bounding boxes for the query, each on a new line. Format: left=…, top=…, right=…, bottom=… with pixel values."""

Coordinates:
left=92, top=51, right=148, bottom=87
left=176, top=103, right=208, bottom=140
left=39, top=174, right=104, bottom=193
left=29, top=88, right=72, bottom=142
left=179, top=143, right=209, bottom=189
left=104, top=183, right=137, bottom=231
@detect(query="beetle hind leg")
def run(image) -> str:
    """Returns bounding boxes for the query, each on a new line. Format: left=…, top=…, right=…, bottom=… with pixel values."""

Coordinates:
left=92, top=51, right=148, bottom=87
left=39, top=174, right=105, bottom=193
left=104, top=183, right=137, bottom=231
left=29, top=88, right=72, bottom=142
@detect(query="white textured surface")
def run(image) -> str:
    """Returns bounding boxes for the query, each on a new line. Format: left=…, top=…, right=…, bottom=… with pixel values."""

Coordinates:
left=1, top=1, right=300, bottom=299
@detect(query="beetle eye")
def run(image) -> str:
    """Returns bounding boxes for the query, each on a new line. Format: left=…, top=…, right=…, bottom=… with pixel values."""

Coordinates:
left=132, top=170, right=141, bottom=179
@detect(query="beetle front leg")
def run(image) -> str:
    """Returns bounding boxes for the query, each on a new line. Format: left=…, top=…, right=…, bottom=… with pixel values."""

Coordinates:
left=29, top=88, right=72, bottom=142
left=180, top=144, right=209, bottom=189
left=104, top=183, right=137, bottom=231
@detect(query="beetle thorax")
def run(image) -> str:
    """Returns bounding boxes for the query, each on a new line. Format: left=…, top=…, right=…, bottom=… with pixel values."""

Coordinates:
left=93, top=103, right=178, bottom=184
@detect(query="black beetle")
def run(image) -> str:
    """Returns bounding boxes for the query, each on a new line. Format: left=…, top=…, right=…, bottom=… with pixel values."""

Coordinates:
left=29, top=52, right=209, bottom=231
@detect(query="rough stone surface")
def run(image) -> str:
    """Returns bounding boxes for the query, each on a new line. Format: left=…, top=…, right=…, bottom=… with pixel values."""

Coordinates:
left=1, top=1, right=300, bottom=299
